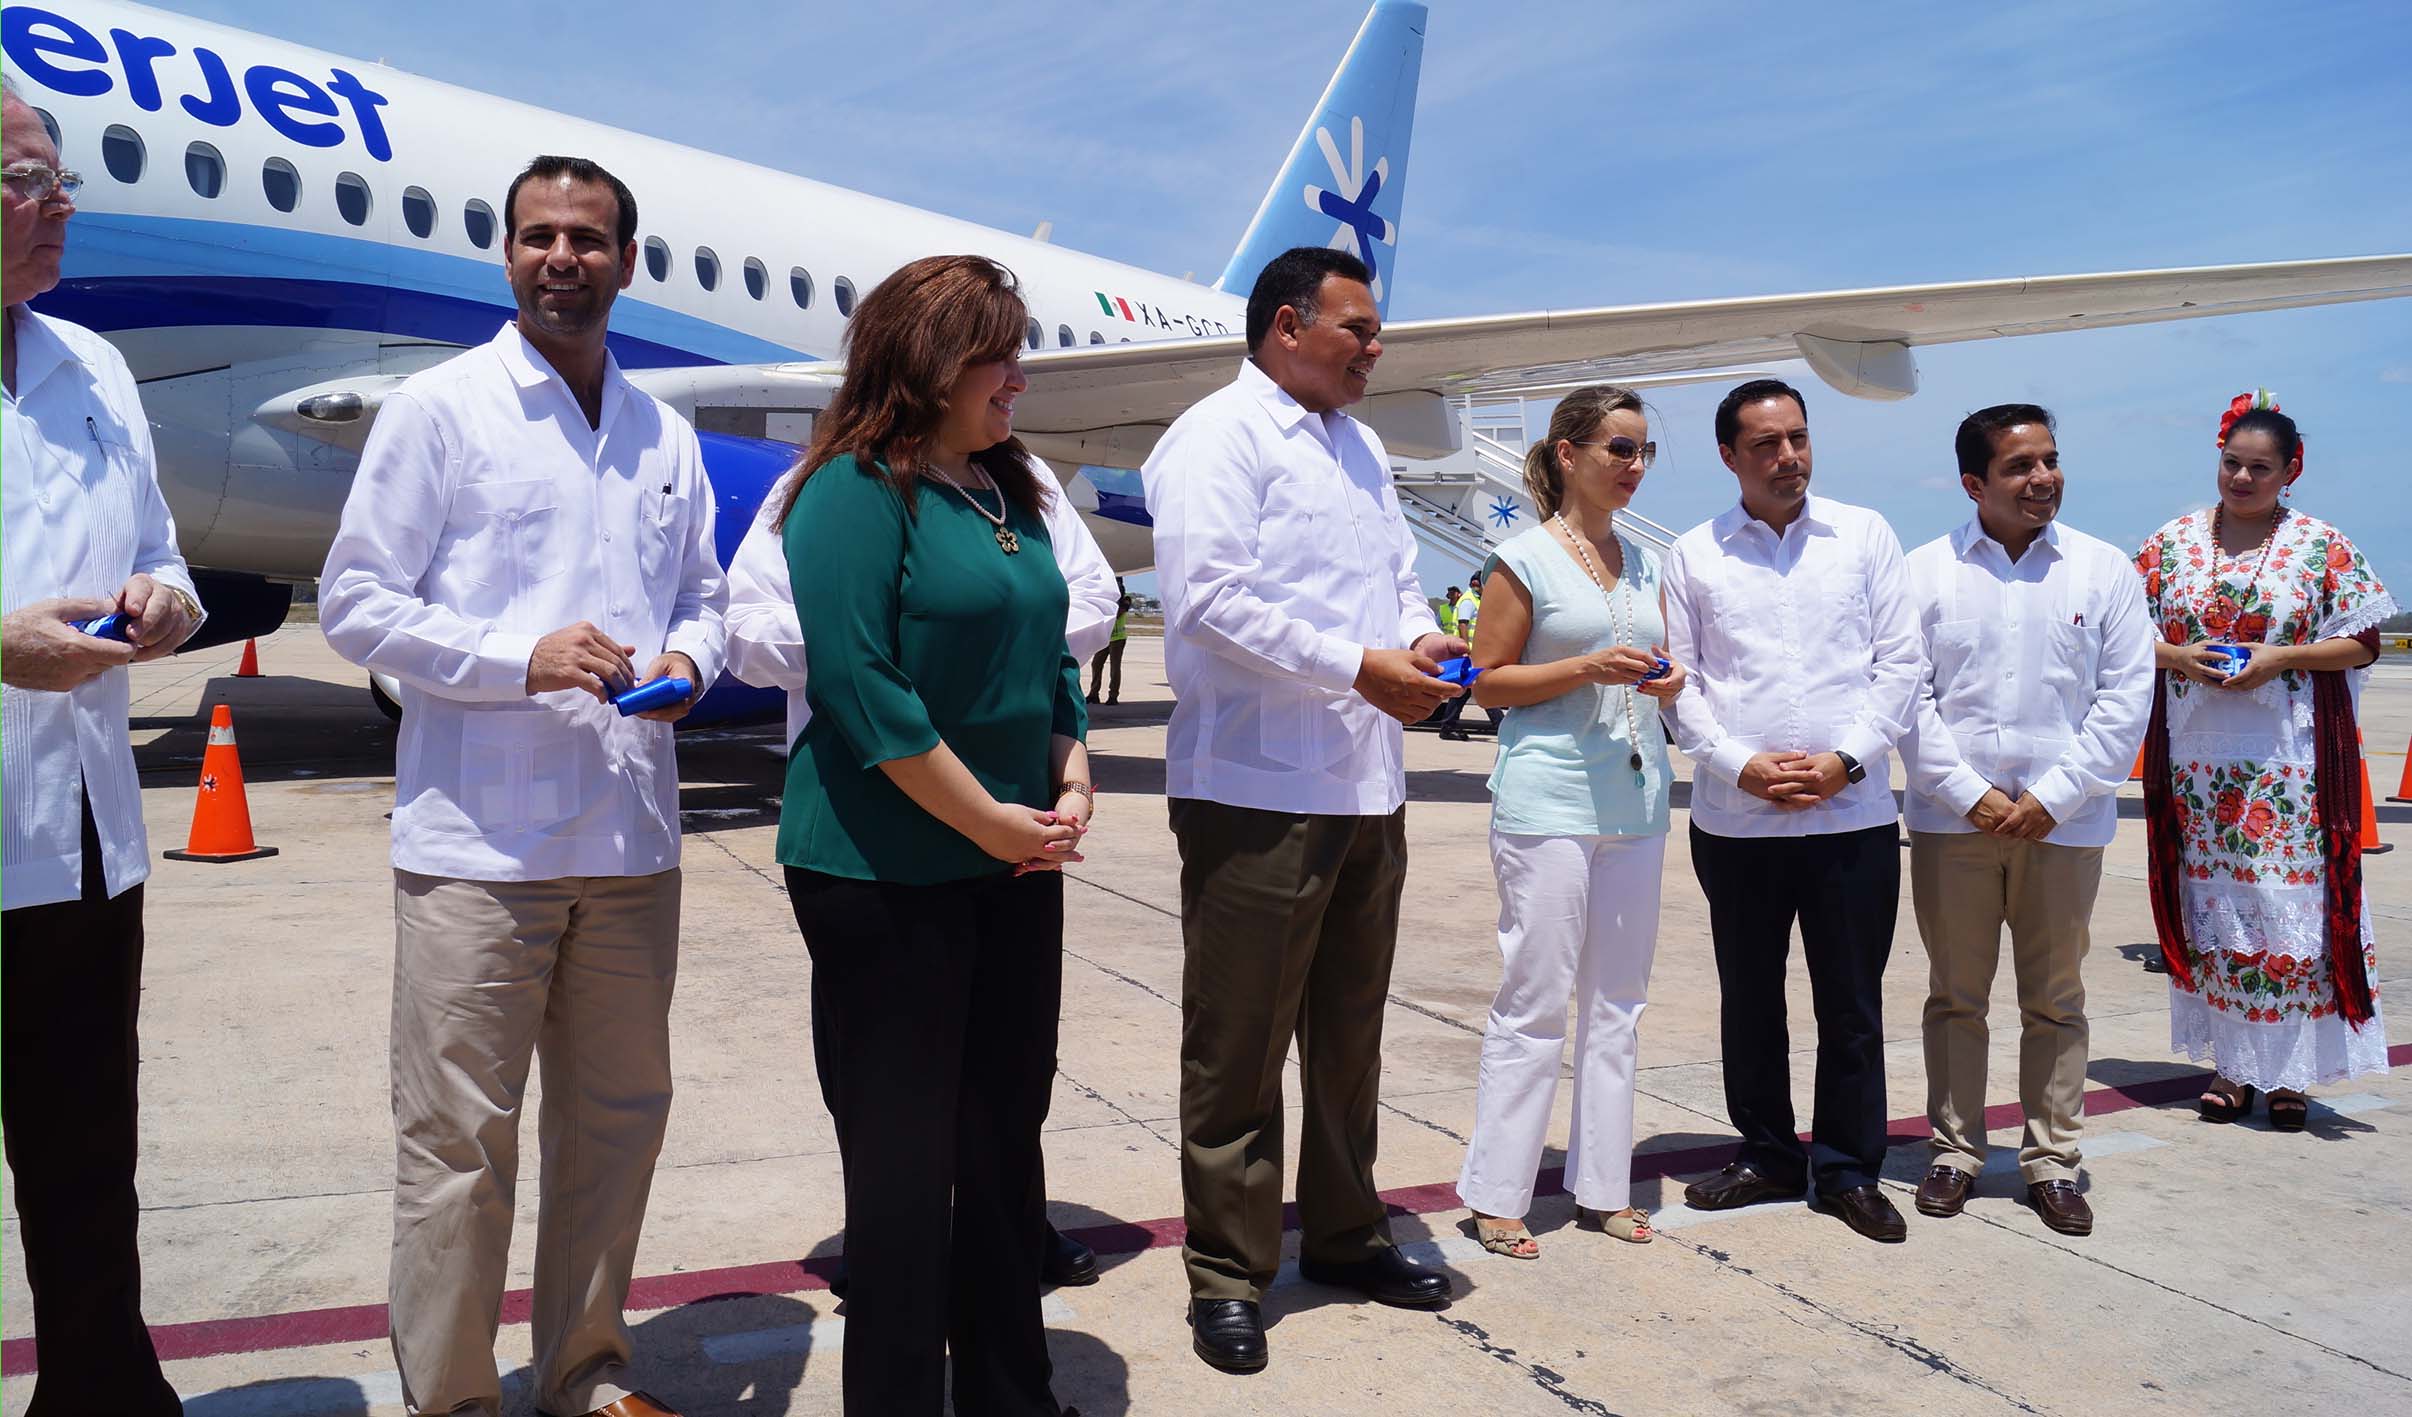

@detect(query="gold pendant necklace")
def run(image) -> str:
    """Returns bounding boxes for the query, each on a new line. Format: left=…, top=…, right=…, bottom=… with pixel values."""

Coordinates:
left=938, top=465, right=1020, bottom=554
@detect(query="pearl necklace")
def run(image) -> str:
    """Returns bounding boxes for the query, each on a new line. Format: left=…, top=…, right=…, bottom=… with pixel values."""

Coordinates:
left=930, top=461, right=1019, bottom=554
left=1554, top=512, right=1647, bottom=786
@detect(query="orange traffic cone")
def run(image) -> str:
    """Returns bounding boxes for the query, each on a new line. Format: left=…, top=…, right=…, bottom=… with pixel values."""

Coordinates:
left=2130, top=740, right=2147, bottom=782
left=2362, top=749, right=2391, bottom=857
left=162, top=705, right=279, bottom=863
left=2390, top=737, right=2411, bottom=806
left=235, top=638, right=262, bottom=677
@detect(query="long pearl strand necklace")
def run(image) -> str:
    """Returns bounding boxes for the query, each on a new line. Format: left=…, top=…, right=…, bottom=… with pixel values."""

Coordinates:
left=1555, top=512, right=1647, bottom=786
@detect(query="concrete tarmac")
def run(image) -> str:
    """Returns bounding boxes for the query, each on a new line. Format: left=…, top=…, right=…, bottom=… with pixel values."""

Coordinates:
left=6, top=625, right=2411, bottom=1416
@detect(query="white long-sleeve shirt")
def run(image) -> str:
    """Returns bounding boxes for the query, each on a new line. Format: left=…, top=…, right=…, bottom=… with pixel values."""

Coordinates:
left=320, top=325, right=727, bottom=882
left=1145, top=358, right=1440, bottom=816
left=724, top=456, right=1118, bottom=749
left=1662, top=494, right=1924, bottom=837
left=1900, top=518, right=2153, bottom=848
left=3, top=309, right=205, bottom=909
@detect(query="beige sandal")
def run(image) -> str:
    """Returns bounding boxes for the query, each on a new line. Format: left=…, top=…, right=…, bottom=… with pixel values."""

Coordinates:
left=1582, top=1206, right=1654, bottom=1244
left=1471, top=1214, right=1540, bottom=1260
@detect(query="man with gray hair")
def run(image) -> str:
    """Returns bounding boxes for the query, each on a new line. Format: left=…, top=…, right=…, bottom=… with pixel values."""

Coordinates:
left=3, top=75, right=202, bottom=1414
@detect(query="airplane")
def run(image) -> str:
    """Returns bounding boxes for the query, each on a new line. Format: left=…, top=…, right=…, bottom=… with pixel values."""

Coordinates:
left=10, top=0, right=2412, bottom=725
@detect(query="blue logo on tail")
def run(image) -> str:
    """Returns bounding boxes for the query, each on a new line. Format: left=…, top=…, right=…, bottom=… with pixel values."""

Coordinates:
left=1303, top=117, right=1397, bottom=301
left=1217, top=1, right=1424, bottom=317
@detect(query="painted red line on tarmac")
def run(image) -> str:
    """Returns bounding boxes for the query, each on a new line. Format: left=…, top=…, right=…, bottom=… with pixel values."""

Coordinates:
left=8, top=1044, right=2405, bottom=1376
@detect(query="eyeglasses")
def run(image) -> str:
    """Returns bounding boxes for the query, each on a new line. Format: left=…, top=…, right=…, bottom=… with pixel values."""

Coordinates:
left=2, top=163, right=82, bottom=205
left=1572, top=435, right=1656, bottom=467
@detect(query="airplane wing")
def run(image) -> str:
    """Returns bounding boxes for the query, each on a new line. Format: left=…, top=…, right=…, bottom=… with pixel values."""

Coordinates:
left=975, top=253, right=2412, bottom=463
left=623, top=253, right=2411, bottom=464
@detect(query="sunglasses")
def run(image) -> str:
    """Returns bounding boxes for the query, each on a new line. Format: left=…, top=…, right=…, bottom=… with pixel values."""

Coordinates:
left=1571, top=435, right=1656, bottom=467
left=2, top=163, right=82, bottom=204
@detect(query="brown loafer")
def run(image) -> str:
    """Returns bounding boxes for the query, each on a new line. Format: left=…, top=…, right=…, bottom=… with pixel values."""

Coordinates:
left=1683, top=1162, right=1803, bottom=1211
left=1914, top=1165, right=1973, bottom=1218
left=2025, top=1180, right=2093, bottom=1236
left=545, top=1395, right=685, bottom=1417
left=1811, top=1185, right=1907, bottom=1243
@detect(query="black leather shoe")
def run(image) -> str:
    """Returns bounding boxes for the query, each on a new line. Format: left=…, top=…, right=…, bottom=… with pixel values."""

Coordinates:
left=1683, top=1162, right=1804, bottom=1211
left=1190, top=1299, right=1267, bottom=1373
left=1814, top=1185, right=1908, bottom=1243
left=1044, top=1224, right=1100, bottom=1287
left=1297, top=1248, right=1451, bottom=1307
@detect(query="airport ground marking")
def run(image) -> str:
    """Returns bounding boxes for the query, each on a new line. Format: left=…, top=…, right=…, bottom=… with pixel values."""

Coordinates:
left=6, top=1045, right=2404, bottom=1376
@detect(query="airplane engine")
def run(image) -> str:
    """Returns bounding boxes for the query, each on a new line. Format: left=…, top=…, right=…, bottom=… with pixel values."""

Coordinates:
left=184, top=570, right=297, bottom=653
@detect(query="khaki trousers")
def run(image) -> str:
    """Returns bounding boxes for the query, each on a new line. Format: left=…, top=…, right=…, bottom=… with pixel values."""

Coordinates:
left=1909, top=832, right=2099, bottom=1184
left=1170, top=799, right=1406, bottom=1302
left=389, top=869, right=680, bottom=1417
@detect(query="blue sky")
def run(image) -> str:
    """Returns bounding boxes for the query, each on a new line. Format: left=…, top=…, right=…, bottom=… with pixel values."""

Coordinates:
left=171, top=0, right=2412, bottom=601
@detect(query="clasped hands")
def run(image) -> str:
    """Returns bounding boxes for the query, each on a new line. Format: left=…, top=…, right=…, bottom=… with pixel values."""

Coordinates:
left=1965, top=786, right=2057, bottom=840
left=1738, top=750, right=1853, bottom=810
left=2171, top=640, right=2286, bottom=693
left=982, top=791, right=1090, bottom=877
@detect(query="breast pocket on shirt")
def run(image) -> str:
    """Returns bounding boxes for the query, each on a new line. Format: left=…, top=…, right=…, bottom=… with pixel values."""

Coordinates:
left=1822, top=567, right=1873, bottom=656
left=1258, top=477, right=1333, bottom=584
left=638, top=488, right=688, bottom=587
left=2041, top=621, right=2102, bottom=716
left=1930, top=618, right=1983, bottom=682
left=450, top=480, right=567, bottom=591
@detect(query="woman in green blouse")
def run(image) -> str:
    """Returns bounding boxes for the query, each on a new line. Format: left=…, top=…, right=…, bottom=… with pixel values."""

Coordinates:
left=775, top=255, right=1090, bottom=1417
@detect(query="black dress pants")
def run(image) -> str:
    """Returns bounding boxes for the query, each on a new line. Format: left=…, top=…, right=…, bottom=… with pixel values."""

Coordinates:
left=1688, top=822, right=1898, bottom=1195
left=787, top=866, right=1064, bottom=1417
left=1, top=802, right=181, bottom=1416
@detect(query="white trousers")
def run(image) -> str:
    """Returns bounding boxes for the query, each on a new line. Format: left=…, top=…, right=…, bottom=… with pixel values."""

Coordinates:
left=1459, top=830, right=1664, bottom=1217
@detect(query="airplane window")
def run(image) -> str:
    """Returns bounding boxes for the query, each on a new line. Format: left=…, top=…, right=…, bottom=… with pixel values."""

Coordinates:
left=694, top=246, right=721, bottom=291
left=335, top=172, right=372, bottom=227
left=33, top=108, right=60, bottom=151
left=644, top=236, right=670, bottom=282
left=101, top=124, right=145, bottom=184
left=263, top=157, right=302, bottom=213
left=183, top=141, right=225, bottom=199
left=1057, top=325, right=1074, bottom=348
left=1025, top=319, right=1042, bottom=351
left=463, top=197, right=495, bottom=249
left=834, top=277, right=856, bottom=317
left=789, top=267, right=814, bottom=309
left=402, top=186, right=436, bottom=239
left=743, top=257, right=767, bottom=301
left=1088, top=331, right=1104, bottom=345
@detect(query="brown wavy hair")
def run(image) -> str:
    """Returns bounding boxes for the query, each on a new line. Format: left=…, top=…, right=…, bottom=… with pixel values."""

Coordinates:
left=776, top=255, right=1041, bottom=526
left=1521, top=385, right=1644, bottom=518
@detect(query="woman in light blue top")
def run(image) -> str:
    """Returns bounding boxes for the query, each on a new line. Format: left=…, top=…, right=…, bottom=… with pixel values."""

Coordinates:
left=1455, top=386, right=1687, bottom=1258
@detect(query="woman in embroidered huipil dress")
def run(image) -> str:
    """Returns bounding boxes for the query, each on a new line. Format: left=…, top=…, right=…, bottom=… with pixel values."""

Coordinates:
left=2135, top=395, right=2394, bottom=1130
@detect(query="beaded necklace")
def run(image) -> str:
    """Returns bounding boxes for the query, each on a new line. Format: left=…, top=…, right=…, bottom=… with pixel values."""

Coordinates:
left=1554, top=512, right=1647, bottom=786
left=2197, top=503, right=2286, bottom=638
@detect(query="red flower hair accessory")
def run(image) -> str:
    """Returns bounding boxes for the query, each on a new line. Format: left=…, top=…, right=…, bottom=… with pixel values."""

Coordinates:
left=2216, top=388, right=2305, bottom=477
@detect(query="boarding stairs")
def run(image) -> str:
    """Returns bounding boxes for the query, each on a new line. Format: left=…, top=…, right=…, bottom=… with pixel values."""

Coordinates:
left=1393, top=393, right=1681, bottom=578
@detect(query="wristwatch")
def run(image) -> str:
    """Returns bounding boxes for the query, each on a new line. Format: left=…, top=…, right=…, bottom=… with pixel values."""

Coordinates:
left=1834, top=751, right=1867, bottom=785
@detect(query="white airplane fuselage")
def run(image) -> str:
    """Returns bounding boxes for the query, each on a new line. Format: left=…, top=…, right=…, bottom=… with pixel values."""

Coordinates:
left=9, top=0, right=1233, bottom=586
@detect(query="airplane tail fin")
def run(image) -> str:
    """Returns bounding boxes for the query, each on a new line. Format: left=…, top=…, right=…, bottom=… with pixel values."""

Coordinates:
left=1214, top=0, right=1425, bottom=316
